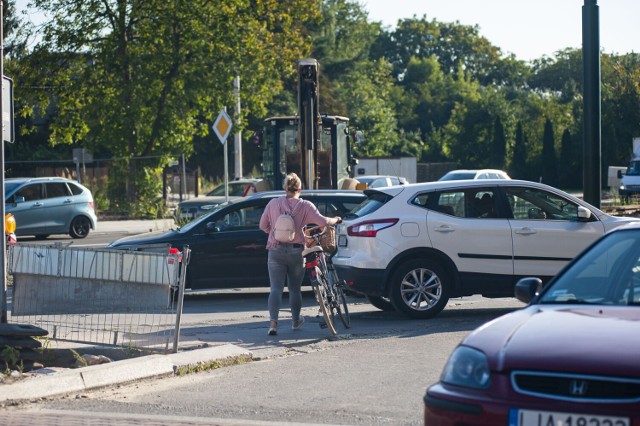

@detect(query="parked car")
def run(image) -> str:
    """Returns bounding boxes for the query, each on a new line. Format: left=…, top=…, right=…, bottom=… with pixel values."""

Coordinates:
left=332, top=179, right=639, bottom=318
left=424, top=221, right=640, bottom=425
left=4, top=177, right=97, bottom=239
left=109, top=190, right=366, bottom=291
left=353, top=175, right=408, bottom=188
left=438, top=169, right=511, bottom=181
left=176, top=178, right=262, bottom=221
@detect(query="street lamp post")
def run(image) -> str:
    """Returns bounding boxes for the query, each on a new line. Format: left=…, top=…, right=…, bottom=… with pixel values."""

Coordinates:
left=0, top=0, right=7, bottom=323
left=582, top=0, right=601, bottom=208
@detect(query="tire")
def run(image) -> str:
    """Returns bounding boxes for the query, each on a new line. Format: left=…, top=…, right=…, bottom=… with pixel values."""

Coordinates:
left=389, top=259, right=450, bottom=319
left=335, top=284, right=351, bottom=328
left=367, top=295, right=395, bottom=311
left=69, top=216, right=91, bottom=239
left=312, top=270, right=337, bottom=336
left=34, top=234, right=50, bottom=240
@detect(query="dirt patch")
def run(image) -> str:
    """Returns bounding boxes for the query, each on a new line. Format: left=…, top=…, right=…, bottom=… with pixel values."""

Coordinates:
left=0, top=345, right=146, bottom=384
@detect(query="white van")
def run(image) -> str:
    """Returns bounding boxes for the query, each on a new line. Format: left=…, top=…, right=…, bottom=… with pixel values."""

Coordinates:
left=618, top=158, right=640, bottom=201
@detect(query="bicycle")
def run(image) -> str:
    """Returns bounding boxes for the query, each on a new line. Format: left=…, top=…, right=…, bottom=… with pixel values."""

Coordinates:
left=302, top=224, right=351, bottom=335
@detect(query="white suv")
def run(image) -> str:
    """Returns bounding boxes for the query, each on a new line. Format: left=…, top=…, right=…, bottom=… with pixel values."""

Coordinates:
left=333, top=179, right=638, bottom=319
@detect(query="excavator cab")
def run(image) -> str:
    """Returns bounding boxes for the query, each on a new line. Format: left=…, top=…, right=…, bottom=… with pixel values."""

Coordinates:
left=261, top=115, right=354, bottom=190
left=261, top=58, right=357, bottom=191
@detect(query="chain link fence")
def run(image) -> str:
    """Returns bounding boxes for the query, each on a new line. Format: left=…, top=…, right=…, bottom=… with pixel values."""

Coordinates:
left=7, top=243, right=189, bottom=353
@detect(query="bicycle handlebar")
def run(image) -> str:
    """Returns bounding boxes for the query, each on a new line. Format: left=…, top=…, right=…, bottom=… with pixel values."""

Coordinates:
left=303, top=224, right=328, bottom=239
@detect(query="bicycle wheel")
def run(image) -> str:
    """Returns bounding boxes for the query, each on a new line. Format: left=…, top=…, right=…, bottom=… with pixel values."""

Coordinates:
left=313, top=270, right=337, bottom=336
left=326, top=261, right=350, bottom=329
left=335, top=284, right=351, bottom=328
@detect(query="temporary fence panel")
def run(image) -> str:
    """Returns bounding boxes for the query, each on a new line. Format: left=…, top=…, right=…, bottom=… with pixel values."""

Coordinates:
left=7, top=243, right=188, bottom=353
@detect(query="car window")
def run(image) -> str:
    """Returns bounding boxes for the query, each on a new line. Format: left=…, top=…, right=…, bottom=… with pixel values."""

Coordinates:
left=412, top=188, right=497, bottom=219
left=214, top=205, right=265, bottom=231
left=46, top=182, right=72, bottom=198
left=347, top=192, right=392, bottom=218
left=504, top=187, right=580, bottom=221
left=341, top=201, right=362, bottom=214
left=14, top=184, right=42, bottom=202
left=5, top=182, right=23, bottom=194
left=368, top=178, right=388, bottom=188
left=439, top=172, right=475, bottom=181
left=68, top=182, right=84, bottom=195
left=302, top=197, right=364, bottom=218
left=208, top=182, right=253, bottom=197
left=313, top=200, right=329, bottom=216
left=324, top=201, right=358, bottom=217
left=539, top=230, right=640, bottom=305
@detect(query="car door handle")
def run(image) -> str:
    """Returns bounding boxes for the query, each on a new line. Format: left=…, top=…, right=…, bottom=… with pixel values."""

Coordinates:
left=434, top=225, right=455, bottom=233
left=63, top=199, right=73, bottom=204
left=33, top=202, right=44, bottom=207
left=514, top=227, right=537, bottom=235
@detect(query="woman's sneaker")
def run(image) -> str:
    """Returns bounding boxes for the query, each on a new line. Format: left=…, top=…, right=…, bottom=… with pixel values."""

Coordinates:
left=292, top=317, right=305, bottom=330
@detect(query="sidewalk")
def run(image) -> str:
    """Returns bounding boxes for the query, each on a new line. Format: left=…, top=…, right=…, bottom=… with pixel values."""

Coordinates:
left=94, top=218, right=176, bottom=235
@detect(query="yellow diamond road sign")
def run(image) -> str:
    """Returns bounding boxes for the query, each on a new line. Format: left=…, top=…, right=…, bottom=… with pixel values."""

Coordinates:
left=213, top=109, right=232, bottom=144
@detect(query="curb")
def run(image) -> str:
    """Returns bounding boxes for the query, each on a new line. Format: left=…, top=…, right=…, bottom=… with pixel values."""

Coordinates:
left=0, top=344, right=252, bottom=402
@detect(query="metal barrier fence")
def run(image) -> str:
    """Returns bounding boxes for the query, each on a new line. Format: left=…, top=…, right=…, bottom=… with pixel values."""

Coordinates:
left=6, top=243, right=189, bottom=353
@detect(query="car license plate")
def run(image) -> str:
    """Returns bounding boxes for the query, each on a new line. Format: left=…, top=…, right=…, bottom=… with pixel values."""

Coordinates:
left=509, top=408, right=629, bottom=426
left=338, top=234, right=347, bottom=247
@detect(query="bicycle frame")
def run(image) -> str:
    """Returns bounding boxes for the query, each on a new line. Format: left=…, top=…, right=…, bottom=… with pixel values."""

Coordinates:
left=302, top=226, right=350, bottom=335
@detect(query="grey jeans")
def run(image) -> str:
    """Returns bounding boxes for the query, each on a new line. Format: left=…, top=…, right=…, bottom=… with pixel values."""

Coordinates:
left=267, top=244, right=305, bottom=322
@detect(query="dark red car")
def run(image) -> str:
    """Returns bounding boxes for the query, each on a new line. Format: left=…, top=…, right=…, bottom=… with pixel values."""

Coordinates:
left=424, top=222, right=640, bottom=425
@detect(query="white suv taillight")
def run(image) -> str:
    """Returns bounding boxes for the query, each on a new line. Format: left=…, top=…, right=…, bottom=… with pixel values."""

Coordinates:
left=347, top=219, right=398, bottom=237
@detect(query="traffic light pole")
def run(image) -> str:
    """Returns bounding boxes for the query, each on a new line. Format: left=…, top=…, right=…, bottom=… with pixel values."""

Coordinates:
left=1, top=0, right=8, bottom=323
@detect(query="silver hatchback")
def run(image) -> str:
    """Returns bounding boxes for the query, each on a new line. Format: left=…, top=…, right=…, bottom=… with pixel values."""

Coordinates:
left=5, top=177, right=98, bottom=239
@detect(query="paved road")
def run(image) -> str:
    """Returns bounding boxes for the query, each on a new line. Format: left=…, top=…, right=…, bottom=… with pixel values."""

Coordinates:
left=0, top=219, right=527, bottom=424
left=0, top=293, right=523, bottom=425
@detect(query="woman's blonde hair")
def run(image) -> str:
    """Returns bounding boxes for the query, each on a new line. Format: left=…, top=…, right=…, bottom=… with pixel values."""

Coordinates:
left=283, top=173, right=302, bottom=193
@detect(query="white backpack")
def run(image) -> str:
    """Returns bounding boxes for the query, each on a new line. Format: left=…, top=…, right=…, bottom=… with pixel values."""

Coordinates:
left=273, top=199, right=300, bottom=243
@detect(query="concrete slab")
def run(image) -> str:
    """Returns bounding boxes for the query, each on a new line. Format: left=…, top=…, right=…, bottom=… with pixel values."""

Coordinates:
left=80, top=354, right=174, bottom=390
left=0, top=368, right=86, bottom=400
left=0, top=344, right=252, bottom=402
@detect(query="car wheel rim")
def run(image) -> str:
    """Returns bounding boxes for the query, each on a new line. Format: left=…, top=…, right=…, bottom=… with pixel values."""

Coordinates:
left=400, top=267, right=442, bottom=312
left=73, top=218, right=89, bottom=236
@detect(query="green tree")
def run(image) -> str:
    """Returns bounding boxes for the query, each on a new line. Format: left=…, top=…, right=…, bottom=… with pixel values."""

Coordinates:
left=371, top=16, right=529, bottom=86
left=510, top=121, right=527, bottom=179
left=541, top=118, right=558, bottom=186
left=559, top=128, right=581, bottom=188
left=18, top=0, right=319, bottom=215
left=337, top=59, right=397, bottom=157
left=491, top=116, right=506, bottom=169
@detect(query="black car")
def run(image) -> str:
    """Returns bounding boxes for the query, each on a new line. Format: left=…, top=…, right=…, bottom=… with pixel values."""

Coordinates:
left=108, top=190, right=365, bottom=291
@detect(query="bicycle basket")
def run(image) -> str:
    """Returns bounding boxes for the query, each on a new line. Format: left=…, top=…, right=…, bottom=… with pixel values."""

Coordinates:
left=304, top=225, right=337, bottom=254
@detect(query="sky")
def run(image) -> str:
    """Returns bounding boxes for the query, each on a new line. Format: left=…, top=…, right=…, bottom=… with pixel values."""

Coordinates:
left=14, top=0, right=639, bottom=62
left=362, top=0, right=639, bottom=62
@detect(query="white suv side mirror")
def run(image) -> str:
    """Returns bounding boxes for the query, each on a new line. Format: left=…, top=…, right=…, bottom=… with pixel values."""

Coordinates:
left=577, top=206, right=591, bottom=221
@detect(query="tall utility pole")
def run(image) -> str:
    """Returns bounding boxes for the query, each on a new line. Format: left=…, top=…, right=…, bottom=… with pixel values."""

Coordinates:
left=233, top=76, right=242, bottom=179
left=583, top=0, right=601, bottom=208
left=0, top=0, right=7, bottom=323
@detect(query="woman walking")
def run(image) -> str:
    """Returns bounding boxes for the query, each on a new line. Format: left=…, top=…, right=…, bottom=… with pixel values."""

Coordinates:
left=259, top=173, right=341, bottom=336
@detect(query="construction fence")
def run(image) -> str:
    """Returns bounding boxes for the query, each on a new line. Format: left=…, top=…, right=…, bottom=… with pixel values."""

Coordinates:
left=6, top=243, right=190, bottom=354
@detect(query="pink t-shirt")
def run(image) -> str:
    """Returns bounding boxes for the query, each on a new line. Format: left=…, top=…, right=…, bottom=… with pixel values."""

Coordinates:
left=259, top=196, right=330, bottom=249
